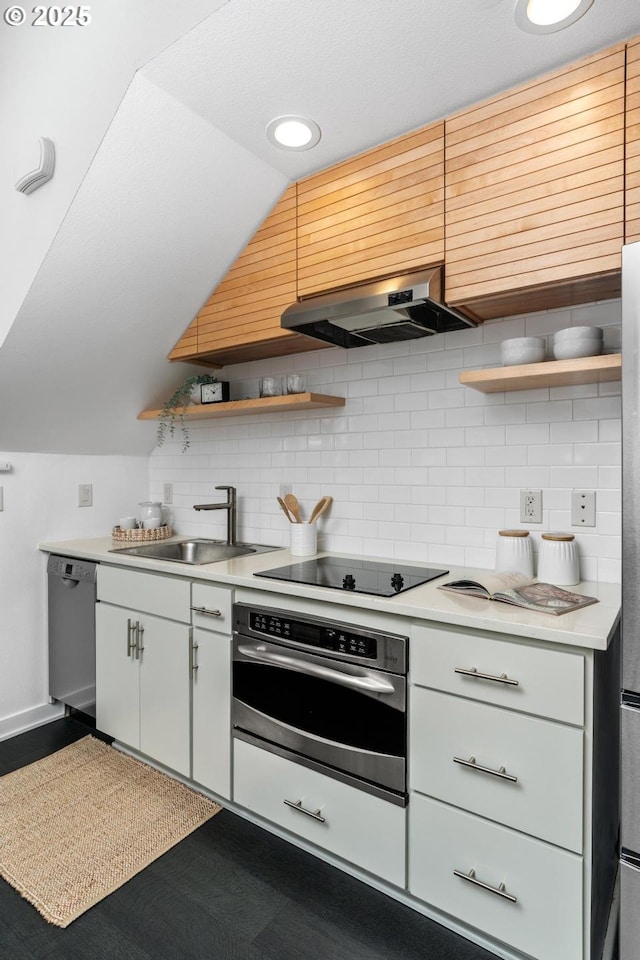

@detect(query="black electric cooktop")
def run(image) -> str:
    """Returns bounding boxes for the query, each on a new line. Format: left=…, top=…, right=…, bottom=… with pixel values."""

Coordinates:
left=254, top=556, right=449, bottom=598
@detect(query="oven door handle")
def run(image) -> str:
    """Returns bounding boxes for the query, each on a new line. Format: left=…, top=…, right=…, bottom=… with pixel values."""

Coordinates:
left=236, top=643, right=397, bottom=694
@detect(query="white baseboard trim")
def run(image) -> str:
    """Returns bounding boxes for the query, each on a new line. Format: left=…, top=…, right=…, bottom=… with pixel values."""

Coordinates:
left=0, top=702, right=65, bottom=742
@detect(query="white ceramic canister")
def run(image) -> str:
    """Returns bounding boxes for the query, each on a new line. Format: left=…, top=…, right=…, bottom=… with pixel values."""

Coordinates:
left=495, top=530, right=534, bottom=577
left=290, top=522, right=318, bottom=557
left=138, top=501, right=163, bottom=525
left=537, top=532, right=580, bottom=586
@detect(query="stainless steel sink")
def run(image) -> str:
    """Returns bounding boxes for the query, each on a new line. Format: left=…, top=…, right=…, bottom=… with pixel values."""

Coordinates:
left=109, top=539, right=280, bottom=565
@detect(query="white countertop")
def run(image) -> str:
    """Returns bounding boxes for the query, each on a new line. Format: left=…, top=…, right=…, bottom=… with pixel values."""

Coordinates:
left=39, top=536, right=621, bottom=651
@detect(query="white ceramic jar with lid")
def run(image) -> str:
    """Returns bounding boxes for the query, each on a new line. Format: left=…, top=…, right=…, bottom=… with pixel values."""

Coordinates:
left=495, top=530, right=534, bottom=577
left=537, top=532, right=579, bottom=585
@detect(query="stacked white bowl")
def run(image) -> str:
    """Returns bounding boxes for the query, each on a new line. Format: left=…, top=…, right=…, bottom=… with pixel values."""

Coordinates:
left=552, top=326, right=603, bottom=360
left=500, top=337, right=546, bottom=366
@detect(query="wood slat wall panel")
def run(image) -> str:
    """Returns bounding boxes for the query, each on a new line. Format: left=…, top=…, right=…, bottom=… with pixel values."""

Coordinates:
left=453, top=274, right=622, bottom=323
left=447, top=67, right=623, bottom=161
left=302, top=245, right=444, bottom=297
left=447, top=152, right=622, bottom=219
left=169, top=185, right=326, bottom=365
left=447, top=184, right=622, bottom=242
left=448, top=214, right=621, bottom=267
left=298, top=125, right=442, bottom=201
left=447, top=43, right=624, bottom=137
left=447, top=252, right=622, bottom=303
left=626, top=39, right=640, bottom=243
left=445, top=46, right=625, bottom=312
left=298, top=145, right=443, bottom=217
left=298, top=122, right=444, bottom=297
left=447, top=116, right=624, bottom=188
left=168, top=317, right=199, bottom=361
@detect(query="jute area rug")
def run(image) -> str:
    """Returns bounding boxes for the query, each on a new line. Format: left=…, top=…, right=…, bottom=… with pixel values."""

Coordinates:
left=0, top=735, right=220, bottom=927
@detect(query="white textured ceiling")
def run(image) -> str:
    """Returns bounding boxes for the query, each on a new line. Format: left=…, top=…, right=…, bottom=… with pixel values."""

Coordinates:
left=2, top=0, right=640, bottom=455
left=144, top=0, right=640, bottom=179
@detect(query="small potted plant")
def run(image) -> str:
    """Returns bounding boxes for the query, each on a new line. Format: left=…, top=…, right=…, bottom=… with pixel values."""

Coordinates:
left=156, top=374, right=221, bottom=452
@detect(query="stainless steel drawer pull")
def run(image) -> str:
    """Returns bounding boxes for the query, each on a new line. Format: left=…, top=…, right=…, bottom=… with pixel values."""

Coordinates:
left=454, top=666, right=519, bottom=686
left=191, top=643, right=199, bottom=673
left=283, top=798, right=326, bottom=824
left=453, top=868, right=517, bottom=903
left=126, top=618, right=134, bottom=657
left=453, top=755, right=518, bottom=783
left=191, top=605, right=222, bottom=618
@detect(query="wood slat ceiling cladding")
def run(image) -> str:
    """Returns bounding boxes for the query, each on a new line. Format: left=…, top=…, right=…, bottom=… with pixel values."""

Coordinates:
left=627, top=38, right=640, bottom=244
left=297, top=122, right=444, bottom=297
left=444, top=44, right=626, bottom=317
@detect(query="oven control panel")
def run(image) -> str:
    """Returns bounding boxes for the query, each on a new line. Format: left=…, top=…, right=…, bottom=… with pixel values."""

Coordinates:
left=249, top=611, right=377, bottom=659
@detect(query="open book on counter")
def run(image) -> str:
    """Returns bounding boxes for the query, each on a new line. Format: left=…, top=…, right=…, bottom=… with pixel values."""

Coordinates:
left=438, top=572, right=598, bottom=616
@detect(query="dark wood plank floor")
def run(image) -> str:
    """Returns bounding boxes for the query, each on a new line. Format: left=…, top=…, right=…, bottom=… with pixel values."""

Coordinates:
left=0, top=718, right=497, bottom=960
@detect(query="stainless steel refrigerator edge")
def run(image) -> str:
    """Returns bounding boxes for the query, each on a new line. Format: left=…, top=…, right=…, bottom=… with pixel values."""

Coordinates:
left=620, top=240, right=640, bottom=959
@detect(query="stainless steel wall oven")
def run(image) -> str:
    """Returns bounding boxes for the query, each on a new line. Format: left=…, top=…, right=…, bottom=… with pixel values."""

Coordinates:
left=232, top=603, right=408, bottom=807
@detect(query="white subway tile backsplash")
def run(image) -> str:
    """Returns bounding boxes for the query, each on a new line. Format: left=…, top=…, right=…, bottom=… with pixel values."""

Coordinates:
left=150, top=300, right=621, bottom=581
left=574, top=397, right=622, bottom=420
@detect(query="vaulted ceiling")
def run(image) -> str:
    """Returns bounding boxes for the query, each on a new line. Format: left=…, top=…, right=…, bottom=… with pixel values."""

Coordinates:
left=2, top=0, right=639, bottom=454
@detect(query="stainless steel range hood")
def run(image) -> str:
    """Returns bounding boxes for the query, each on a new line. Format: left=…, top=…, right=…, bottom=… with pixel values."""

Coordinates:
left=281, top=268, right=477, bottom=348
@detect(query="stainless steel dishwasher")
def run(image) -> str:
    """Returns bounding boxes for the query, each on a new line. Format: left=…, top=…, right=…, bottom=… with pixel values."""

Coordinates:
left=47, top=555, right=98, bottom=718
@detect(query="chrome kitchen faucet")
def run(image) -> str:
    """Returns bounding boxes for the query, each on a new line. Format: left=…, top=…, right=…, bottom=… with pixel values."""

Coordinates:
left=193, top=485, right=237, bottom=545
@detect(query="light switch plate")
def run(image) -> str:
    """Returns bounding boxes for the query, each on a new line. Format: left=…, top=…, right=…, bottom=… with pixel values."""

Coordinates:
left=163, top=483, right=173, bottom=505
left=78, top=483, right=92, bottom=507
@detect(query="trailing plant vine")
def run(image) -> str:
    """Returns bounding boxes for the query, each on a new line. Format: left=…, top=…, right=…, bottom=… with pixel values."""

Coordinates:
left=157, top=374, right=220, bottom=452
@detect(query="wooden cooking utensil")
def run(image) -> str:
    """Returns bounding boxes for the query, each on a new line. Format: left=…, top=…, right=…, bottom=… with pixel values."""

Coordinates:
left=284, top=493, right=303, bottom=523
left=308, top=495, right=332, bottom=524
left=276, top=496, right=294, bottom=522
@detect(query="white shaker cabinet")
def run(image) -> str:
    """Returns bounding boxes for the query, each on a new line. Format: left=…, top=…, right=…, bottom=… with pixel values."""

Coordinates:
left=96, top=566, right=191, bottom=777
left=408, top=620, right=619, bottom=960
left=190, top=581, right=233, bottom=799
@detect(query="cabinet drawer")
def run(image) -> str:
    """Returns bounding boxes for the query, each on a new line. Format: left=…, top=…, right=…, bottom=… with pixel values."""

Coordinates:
left=191, top=581, right=232, bottom=635
left=409, top=794, right=582, bottom=960
left=411, top=623, right=584, bottom=725
left=97, top=565, right=190, bottom=623
left=233, top=738, right=406, bottom=888
left=410, top=688, right=583, bottom=852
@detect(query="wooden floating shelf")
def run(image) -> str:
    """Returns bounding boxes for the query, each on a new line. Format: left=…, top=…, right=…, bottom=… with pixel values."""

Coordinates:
left=459, top=354, right=621, bottom=394
left=138, top=392, right=345, bottom=421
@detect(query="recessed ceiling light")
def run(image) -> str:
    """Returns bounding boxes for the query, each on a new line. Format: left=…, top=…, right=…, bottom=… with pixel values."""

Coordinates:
left=514, top=0, right=593, bottom=33
left=266, top=116, right=321, bottom=151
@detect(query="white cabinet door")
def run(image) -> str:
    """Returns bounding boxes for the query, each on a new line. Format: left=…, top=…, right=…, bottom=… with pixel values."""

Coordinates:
left=138, top=612, right=190, bottom=777
left=410, top=688, right=584, bottom=852
left=96, top=602, right=139, bottom=748
left=192, top=627, right=231, bottom=798
left=409, top=794, right=583, bottom=960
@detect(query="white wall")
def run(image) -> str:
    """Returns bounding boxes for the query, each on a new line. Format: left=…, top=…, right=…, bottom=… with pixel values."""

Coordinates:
left=0, top=0, right=226, bottom=347
left=0, top=452, right=148, bottom=738
left=150, top=300, right=622, bottom=583
left=0, top=73, right=288, bottom=456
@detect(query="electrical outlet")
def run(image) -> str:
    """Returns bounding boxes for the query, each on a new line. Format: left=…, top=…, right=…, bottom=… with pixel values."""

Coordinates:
left=279, top=483, right=292, bottom=498
left=163, top=483, right=173, bottom=505
left=78, top=483, right=92, bottom=507
left=571, top=489, right=596, bottom=526
left=520, top=489, right=542, bottom=523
